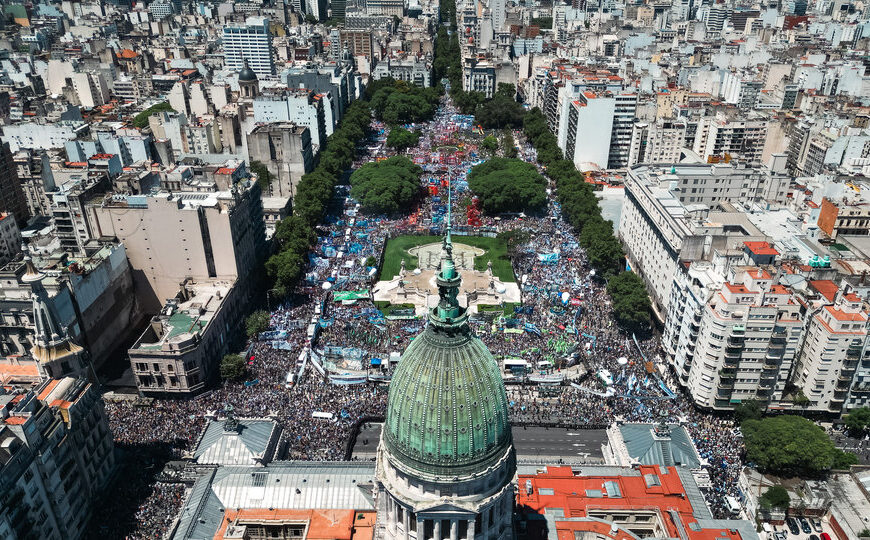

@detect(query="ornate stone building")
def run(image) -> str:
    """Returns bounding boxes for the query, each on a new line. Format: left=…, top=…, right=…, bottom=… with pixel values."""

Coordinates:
left=375, top=230, right=516, bottom=540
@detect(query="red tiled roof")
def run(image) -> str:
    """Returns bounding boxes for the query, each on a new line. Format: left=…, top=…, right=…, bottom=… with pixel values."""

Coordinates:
left=810, top=280, right=839, bottom=302
left=744, top=241, right=779, bottom=256
left=824, top=305, right=867, bottom=322
left=724, top=283, right=753, bottom=294
left=518, top=465, right=745, bottom=540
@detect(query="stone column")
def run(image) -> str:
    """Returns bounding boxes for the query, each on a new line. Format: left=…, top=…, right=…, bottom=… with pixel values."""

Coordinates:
left=467, top=517, right=476, bottom=540
left=389, top=498, right=397, bottom=535
left=434, top=519, right=441, bottom=540
left=403, top=508, right=411, bottom=540
left=416, top=517, right=425, bottom=540
left=482, top=509, right=489, bottom=538
left=450, top=520, right=458, bottom=540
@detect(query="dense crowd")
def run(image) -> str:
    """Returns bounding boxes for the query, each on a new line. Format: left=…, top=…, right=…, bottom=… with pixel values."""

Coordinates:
left=96, top=94, right=746, bottom=538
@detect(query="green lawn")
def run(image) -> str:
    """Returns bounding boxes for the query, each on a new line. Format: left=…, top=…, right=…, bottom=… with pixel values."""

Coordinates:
left=477, top=302, right=521, bottom=315
left=380, top=235, right=516, bottom=282
left=374, top=301, right=416, bottom=316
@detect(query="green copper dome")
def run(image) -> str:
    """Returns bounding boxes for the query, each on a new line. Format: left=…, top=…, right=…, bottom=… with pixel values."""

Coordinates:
left=383, top=235, right=512, bottom=477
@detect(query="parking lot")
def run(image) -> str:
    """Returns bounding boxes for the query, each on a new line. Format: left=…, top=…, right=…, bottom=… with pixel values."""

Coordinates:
left=765, top=517, right=835, bottom=540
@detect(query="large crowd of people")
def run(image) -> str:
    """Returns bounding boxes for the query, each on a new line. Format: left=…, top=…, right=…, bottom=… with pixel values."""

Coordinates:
left=95, top=94, right=747, bottom=538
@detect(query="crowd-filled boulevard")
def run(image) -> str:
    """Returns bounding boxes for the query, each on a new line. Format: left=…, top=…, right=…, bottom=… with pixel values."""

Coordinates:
left=91, top=96, right=745, bottom=538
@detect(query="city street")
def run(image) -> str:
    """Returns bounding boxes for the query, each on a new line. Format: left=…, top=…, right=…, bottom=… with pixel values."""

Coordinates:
left=352, top=423, right=608, bottom=462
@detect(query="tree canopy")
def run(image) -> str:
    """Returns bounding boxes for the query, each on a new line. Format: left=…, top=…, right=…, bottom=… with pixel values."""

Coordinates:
left=220, top=354, right=246, bottom=381
left=502, top=129, right=518, bottom=158
left=759, top=486, right=790, bottom=511
left=580, top=217, right=625, bottom=278
left=350, top=156, right=423, bottom=215
left=742, top=415, right=857, bottom=476
left=386, top=127, right=421, bottom=152
left=245, top=310, right=270, bottom=338
left=476, top=93, right=526, bottom=129
left=844, top=406, right=870, bottom=435
left=370, top=80, right=440, bottom=124
left=467, top=157, right=547, bottom=214
left=733, top=400, right=764, bottom=423
left=606, top=272, right=651, bottom=332
left=132, top=101, right=174, bottom=128
left=249, top=161, right=273, bottom=192
left=481, top=135, right=498, bottom=154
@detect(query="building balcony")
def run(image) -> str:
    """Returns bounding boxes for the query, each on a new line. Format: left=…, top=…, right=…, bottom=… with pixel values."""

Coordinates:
left=723, top=357, right=740, bottom=369
left=725, top=345, right=743, bottom=356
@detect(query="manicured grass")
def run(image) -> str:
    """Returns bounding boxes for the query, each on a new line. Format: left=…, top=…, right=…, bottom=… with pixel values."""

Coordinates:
left=380, top=235, right=516, bottom=282
left=477, top=302, right=521, bottom=316
left=374, top=301, right=416, bottom=316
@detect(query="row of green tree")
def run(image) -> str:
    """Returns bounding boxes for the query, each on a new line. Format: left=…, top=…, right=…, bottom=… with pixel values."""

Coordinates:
left=264, top=100, right=373, bottom=296
left=522, top=107, right=652, bottom=333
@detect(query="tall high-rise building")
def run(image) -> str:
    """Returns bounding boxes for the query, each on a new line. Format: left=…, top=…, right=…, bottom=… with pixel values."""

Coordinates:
left=608, top=92, right=639, bottom=169
left=0, top=142, right=30, bottom=226
left=376, top=233, right=516, bottom=540
left=86, top=180, right=266, bottom=313
left=0, top=377, right=115, bottom=540
left=491, top=0, right=506, bottom=33
left=246, top=123, right=315, bottom=198
left=223, top=17, right=274, bottom=78
left=330, top=0, right=347, bottom=19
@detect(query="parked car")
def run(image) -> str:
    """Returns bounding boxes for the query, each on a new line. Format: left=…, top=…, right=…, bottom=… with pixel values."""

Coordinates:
left=812, top=519, right=823, bottom=533
left=820, top=533, right=831, bottom=540
left=800, top=518, right=812, bottom=534
left=787, top=518, right=800, bottom=535
left=774, top=532, right=787, bottom=540
left=809, top=535, right=820, bottom=540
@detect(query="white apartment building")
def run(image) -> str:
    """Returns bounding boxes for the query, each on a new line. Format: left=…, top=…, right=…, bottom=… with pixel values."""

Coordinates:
left=71, top=72, right=110, bottom=110
left=0, top=377, right=115, bottom=540
left=253, top=89, right=327, bottom=149
left=693, top=113, right=768, bottom=163
left=563, top=92, right=615, bottom=170
left=608, top=92, right=638, bottom=169
left=223, top=17, right=274, bottom=78
left=663, top=261, right=723, bottom=386
left=619, top=163, right=778, bottom=312
left=628, top=119, right=688, bottom=166
left=463, top=62, right=496, bottom=98
left=683, top=267, right=804, bottom=411
left=793, top=289, right=868, bottom=413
